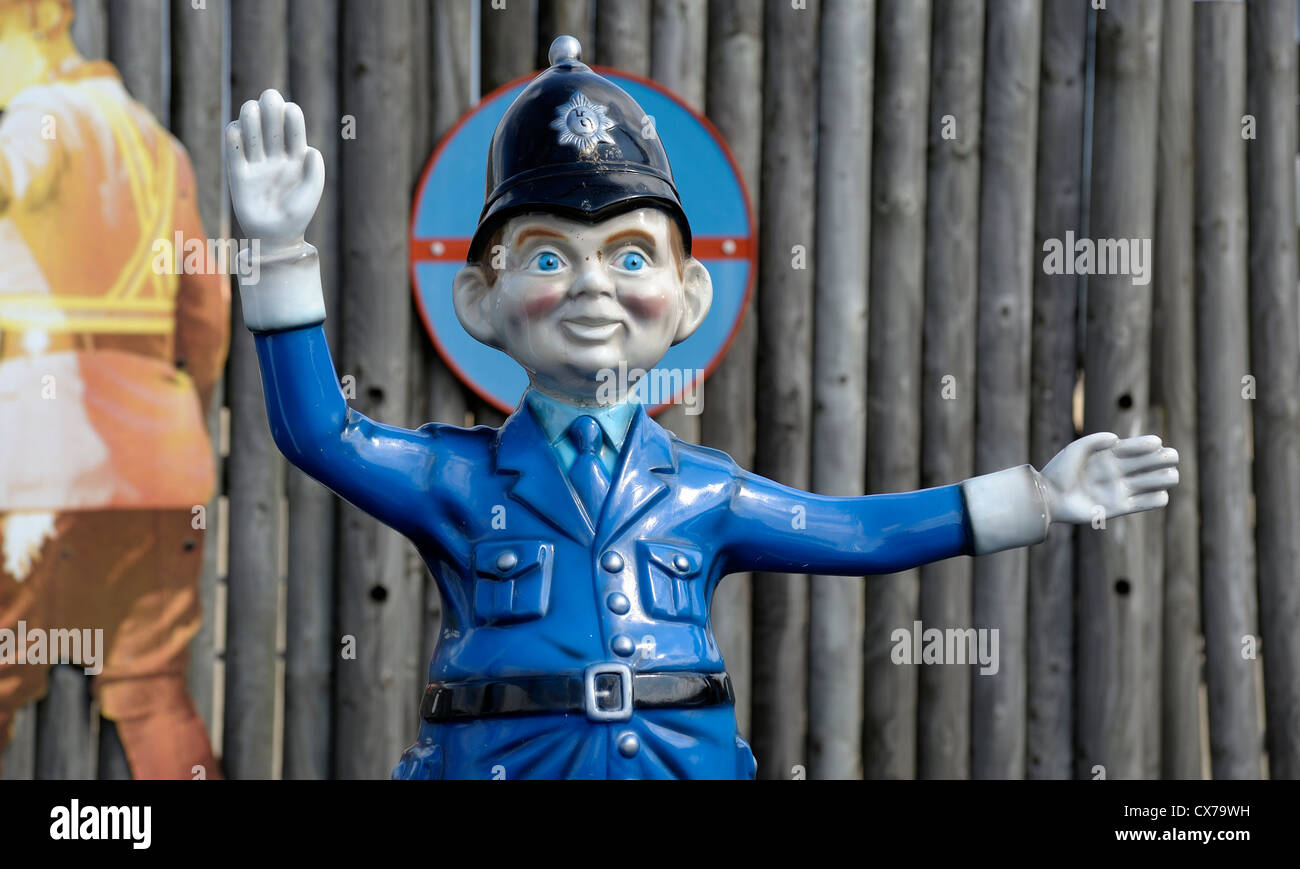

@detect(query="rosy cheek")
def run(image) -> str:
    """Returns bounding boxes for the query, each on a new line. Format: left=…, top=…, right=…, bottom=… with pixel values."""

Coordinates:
left=619, top=287, right=671, bottom=320
left=521, top=284, right=567, bottom=318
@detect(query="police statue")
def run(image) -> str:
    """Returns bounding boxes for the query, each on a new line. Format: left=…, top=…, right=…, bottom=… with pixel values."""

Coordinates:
left=224, top=36, right=1179, bottom=780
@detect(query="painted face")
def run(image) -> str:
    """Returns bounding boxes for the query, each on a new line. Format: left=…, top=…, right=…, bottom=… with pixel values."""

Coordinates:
left=480, top=208, right=691, bottom=400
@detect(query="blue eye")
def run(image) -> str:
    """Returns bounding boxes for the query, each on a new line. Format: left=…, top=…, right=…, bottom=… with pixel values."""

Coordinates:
left=618, top=251, right=645, bottom=271
left=531, top=251, right=563, bottom=272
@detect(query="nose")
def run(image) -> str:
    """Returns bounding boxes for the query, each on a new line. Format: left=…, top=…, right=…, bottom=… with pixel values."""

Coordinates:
left=567, top=259, right=616, bottom=299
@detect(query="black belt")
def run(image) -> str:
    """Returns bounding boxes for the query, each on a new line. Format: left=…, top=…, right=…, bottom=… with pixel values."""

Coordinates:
left=420, top=664, right=734, bottom=723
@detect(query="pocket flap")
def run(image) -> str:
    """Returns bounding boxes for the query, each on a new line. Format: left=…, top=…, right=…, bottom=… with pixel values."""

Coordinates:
left=473, top=540, right=552, bottom=580
left=640, top=541, right=702, bottom=578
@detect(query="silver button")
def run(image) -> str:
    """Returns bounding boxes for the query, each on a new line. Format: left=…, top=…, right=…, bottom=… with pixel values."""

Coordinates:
left=611, top=634, right=636, bottom=657
left=606, top=592, right=631, bottom=615
left=601, top=551, right=624, bottom=572
left=673, top=554, right=690, bottom=573
left=495, top=550, right=518, bottom=572
left=618, top=732, right=640, bottom=758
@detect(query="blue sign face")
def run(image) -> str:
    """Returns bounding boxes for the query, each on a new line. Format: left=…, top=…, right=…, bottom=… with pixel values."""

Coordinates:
left=410, top=69, right=755, bottom=415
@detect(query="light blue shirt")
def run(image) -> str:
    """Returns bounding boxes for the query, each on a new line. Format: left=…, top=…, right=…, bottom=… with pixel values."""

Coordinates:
left=525, top=389, right=638, bottom=477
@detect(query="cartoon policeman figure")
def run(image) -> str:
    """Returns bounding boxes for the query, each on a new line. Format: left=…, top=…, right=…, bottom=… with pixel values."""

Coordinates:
left=224, top=37, right=1179, bottom=780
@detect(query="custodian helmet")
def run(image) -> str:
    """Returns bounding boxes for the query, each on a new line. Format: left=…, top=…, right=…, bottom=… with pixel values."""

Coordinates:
left=467, top=35, right=693, bottom=263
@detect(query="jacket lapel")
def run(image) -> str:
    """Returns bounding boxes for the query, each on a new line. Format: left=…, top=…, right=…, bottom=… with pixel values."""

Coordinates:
left=595, top=406, right=676, bottom=547
left=494, top=404, right=594, bottom=545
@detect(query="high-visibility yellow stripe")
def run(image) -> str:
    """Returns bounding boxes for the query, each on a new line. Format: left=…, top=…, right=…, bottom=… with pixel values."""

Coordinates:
left=99, top=98, right=153, bottom=296
left=0, top=316, right=174, bottom=334
left=95, top=90, right=178, bottom=305
left=0, top=295, right=175, bottom=311
left=123, top=102, right=178, bottom=304
left=108, top=101, right=160, bottom=301
left=123, top=110, right=175, bottom=302
left=138, top=137, right=177, bottom=302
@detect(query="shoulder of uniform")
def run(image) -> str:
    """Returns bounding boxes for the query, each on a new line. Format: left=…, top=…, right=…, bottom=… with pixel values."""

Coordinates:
left=4, top=82, right=66, bottom=119
left=668, top=437, right=741, bottom=475
left=417, top=419, right=498, bottom=451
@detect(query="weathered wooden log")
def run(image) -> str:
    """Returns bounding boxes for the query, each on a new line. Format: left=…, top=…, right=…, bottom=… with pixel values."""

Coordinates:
left=1193, top=0, right=1262, bottom=780
left=919, top=0, right=984, bottom=781
left=972, top=0, right=1040, bottom=780
left=752, top=0, right=818, bottom=781
left=282, top=0, right=340, bottom=780
left=71, top=0, right=108, bottom=59
left=1025, top=0, right=1084, bottom=783
left=1077, top=0, right=1162, bottom=781
left=864, top=0, right=929, bottom=781
left=1246, top=0, right=1300, bottom=781
left=539, top=0, right=592, bottom=69
left=334, top=0, right=422, bottom=780
left=225, top=0, right=289, bottom=780
left=702, top=0, right=762, bottom=739
left=0, top=706, right=36, bottom=779
left=481, top=0, right=536, bottom=93
left=108, top=0, right=166, bottom=122
left=653, top=0, right=707, bottom=109
left=35, top=666, right=91, bottom=779
left=171, top=0, right=227, bottom=758
left=596, top=0, right=652, bottom=75
left=1153, top=0, right=1201, bottom=780
left=809, top=0, right=872, bottom=781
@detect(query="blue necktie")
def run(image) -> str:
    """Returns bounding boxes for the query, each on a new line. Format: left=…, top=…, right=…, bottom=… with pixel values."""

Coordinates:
left=567, top=415, right=610, bottom=522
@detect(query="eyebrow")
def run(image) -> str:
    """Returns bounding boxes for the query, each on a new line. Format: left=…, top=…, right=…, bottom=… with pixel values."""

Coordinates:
left=602, top=228, right=658, bottom=248
left=512, top=227, right=567, bottom=245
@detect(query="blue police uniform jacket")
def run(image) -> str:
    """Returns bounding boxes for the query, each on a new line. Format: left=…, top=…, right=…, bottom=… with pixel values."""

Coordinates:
left=253, top=325, right=979, bottom=780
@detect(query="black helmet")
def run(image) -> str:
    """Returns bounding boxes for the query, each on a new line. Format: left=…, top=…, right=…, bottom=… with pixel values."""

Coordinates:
left=467, top=35, right=692, bottom=264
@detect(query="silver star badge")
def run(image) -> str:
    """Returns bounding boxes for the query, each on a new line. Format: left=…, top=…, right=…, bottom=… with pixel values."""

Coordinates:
left=550, top=91, right=617, bottom=157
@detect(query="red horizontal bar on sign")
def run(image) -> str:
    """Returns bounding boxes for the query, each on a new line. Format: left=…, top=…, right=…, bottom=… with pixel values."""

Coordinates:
left=411, top=236, right=752, bottom=263
left=411, top=238, right=472, bottom=262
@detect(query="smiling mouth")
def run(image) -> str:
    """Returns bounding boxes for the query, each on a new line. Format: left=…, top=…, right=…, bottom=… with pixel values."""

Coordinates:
left=562, top=318, right=622, bottom=342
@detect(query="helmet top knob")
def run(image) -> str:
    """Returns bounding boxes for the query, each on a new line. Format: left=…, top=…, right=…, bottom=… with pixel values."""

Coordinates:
left=548, top=35, right=583, bottom=66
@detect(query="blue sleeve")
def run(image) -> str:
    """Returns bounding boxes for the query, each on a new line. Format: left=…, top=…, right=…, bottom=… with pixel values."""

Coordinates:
left=253, top=324, right=438, bottom=542
left=718, top=469, right=975, bottom=576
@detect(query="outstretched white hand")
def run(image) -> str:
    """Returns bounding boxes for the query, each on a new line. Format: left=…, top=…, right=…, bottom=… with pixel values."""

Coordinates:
left=1041, top=431, right=1179, bottom=525
left=224, top=89, right=323, bottom=252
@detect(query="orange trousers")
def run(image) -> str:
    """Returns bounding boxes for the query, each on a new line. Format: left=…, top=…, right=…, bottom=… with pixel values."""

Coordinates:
left=0, top=509, right=221, bottom=779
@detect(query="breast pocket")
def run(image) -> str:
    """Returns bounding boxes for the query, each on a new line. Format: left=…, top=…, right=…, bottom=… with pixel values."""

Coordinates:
left=472, top=540, right=554, bottom=626
left=636, top=541, right=706, bottom=624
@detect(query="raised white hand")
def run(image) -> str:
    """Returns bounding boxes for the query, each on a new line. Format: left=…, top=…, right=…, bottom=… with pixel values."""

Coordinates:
left=224, top=89, right=323, bottom=252
left=1040, top=432, right=1179, bottom=525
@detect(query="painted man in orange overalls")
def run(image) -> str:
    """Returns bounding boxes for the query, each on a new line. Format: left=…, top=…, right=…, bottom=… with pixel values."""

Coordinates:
left=0, top=0, right=227, bottom=778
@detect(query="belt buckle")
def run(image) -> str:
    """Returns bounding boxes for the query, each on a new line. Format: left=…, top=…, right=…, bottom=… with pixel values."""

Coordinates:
left=583, top=663, right=633, bottom=722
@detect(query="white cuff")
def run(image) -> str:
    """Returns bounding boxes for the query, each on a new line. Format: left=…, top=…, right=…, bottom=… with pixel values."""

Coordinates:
left=236, top=241, right=326, bottom=332
left=960, top=464, right=1052, bottom=555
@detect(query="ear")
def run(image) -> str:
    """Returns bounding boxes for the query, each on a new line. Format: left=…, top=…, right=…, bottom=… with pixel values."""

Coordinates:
left=452, top=263, right=500, bottom=349
left=672, top=258, right=713, bottom=344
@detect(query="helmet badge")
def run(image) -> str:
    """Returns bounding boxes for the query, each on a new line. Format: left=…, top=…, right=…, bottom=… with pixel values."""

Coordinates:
left=550, top=91, right=617, bottom=157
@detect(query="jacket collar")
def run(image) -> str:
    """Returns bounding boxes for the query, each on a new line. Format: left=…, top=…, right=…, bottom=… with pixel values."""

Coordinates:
left=494, top=399, right=676, bottom=546
left=524, top=389, right=638, bottom=455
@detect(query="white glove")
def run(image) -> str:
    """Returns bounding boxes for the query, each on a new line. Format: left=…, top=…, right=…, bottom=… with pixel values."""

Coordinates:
left=224, top=89, right=327, bottom=331
left=961, top=432, right=1179, bottom=555
left=1, top=512, right=57, bottom=582
left=1041, top=432, right=1178, bottom=523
